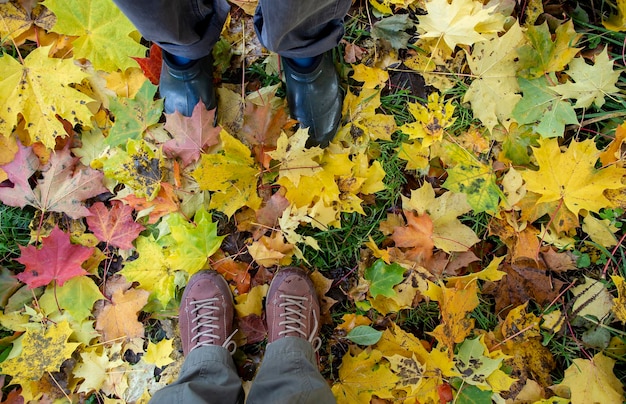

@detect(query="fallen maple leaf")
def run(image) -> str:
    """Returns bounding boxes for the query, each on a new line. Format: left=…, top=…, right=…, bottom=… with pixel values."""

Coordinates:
left=132, top=43, right=162, bottom=85
left=552, top=353, right=624, bottom=404
left=193, top=130, right=262, bottom=217
left=106, top=81, right=163, bottom=148
left=554, top=48, right=621, bottom=109
left=94, top=286, right=149, bottom=342
left=391, top=210, right=435, bottom=261
left=123, top=181, right=179, bottom=224
left=417, top=0, right=505, bottom=50
left=44, top=0, right=146, bottom=71
left=102, top=139, right=164, bottom=201
left=0, top=142, right=107, bottom=219
left=517, top=20, right=582, bottom=79
left=402, top=182, right=480, bottom=253
left=0, top=45, right=94, bottom=149
left=0, top=321, right=80, bottom=387
left=86, top=201, right=145, bottom=249
left=16, top=226, right=93, bottom=288
left=463, top=22, right=525, bottom=131
left=267, top=129, right=324, bottom=186
left=212, top=250, right=251, bottom=294
left=521, top=138, right=626, bottom=219
left=484, top=257, right=566, bottom=316
left=331, top=349, right=399, bottom=404
left=163, top=103, right=221, bottom=167
left=429, top=280, right=479, bottom=355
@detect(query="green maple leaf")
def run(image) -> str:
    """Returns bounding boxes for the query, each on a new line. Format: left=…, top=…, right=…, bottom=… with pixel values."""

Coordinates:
left=43, top=0, right=146, bottom=71
left=364, top=259, right=404, bottom=298
left=39, top=277, right=103, bottom=323
left=120, top=235, right=177, bottom=307
left=554, top=48, right=621, bottom=109
left=193, top=130, right=262, bottom=217
left=371, top=14, right=413, bottom=50
left=106, top=81, right=163, bottom=148
left=102, top=139, right=163, bottom=201
left=454, top=337, right=502, bottom=387
left=512, top=77, right=578, bottom=138
left=442, top=143, right=502, bottom=213
left=164, top=207, right=225, bottom=275
left=518, top=20, right=582, bottom=79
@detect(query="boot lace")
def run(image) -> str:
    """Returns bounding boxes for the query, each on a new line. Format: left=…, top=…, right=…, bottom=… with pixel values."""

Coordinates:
left=278, top=294, right=322, bottom=351
left=190, top=297, right=237, bottom=354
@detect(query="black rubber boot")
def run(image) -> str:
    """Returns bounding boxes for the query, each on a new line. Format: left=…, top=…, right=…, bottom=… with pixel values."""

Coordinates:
left=282, top=52, right=343, bottom=148
left=160, top=51, right=216, bottom=116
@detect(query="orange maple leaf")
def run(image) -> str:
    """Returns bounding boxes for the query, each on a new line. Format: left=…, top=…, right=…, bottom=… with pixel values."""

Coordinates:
left=391, top=210, right=434, bottom=261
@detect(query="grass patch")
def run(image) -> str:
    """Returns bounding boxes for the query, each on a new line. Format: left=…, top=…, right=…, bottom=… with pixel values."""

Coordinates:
left=0, top=204, right=33, bottom=270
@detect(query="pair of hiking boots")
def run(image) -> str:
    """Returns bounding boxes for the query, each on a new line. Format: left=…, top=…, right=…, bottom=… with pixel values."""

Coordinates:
left=179, top=267, right=321, bottom=355
left=160, top=50, right=343, bottom=148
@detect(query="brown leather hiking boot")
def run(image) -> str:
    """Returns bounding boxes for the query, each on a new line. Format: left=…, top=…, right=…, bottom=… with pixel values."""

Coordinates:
left=266, top=267, right=322, bottom=350
left=179, top=271, right=237, bottom=355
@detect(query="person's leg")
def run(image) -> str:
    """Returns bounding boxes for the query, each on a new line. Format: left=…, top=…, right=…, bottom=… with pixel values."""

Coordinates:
left=253, top=0, right=351, bottom=148
left=150, top=271, right=244, bottom=404
left=149, top=346, right=243, bottom=404
left=253, top=0, right=350, bottom=58
left=247, top=267, right=336, bottom=404
left=113, top=0, right=230, bottom=115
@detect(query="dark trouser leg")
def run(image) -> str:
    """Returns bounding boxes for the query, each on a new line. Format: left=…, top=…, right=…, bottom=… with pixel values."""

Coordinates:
left=253, top=0, right=351, bottom=58
left=112, top=0, right=229, bottom=59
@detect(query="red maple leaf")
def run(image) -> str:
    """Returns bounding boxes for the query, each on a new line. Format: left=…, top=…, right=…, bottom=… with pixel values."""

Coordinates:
left=16, top=226, right=93, bottom=288
left=163, top=103, right=221, bottom=167
left=132, top=43, right=162, bottom=85
left=86, top=201, right=145, bottom=249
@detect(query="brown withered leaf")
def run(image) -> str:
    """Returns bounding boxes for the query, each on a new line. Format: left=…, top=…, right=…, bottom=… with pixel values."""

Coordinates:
left=238, top=314, right=266, bottom=345
left=539, top=248, right=577, bottom=273
left=484, top=257, right=566, bottom=315
left=428, top=250, right=480, bottom=278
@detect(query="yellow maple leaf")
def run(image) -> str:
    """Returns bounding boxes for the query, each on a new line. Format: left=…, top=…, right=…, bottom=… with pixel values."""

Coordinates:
left=429, top=280, right=479, bottom=354
left=352, top=64, right=389, bottom=89
left=463, top=22, right=526, bottom=131
left=521, top=138, right=626, bottom=219
left=120, top=235, right=177, bottom=307
left=331, top=348, right=399, bottom=404
left=376, top=323, right=459, bottom=403
left=0, top=46, right=94, bottom=149
left=552, top=353, right=624, bottom=404
left=336, top=88, right=397, bottom=146
left=399, top=92, right=455, bottom=148
left=144, top=339, right=175, bottom=368
left=268, top=128, right=324, bottom=186
left=74, top=346, right=125, bottom=394
left=234, top=284, right=269, bottom=317
left=604, top=0, right=626, bottom=31
left=418, top=0, right=506, bottom=50
left=402, top=182, right=480, bottom=252
left=396, top=140, right=431, bottom=171
left=247, top=233, right=294, bottom=267
left=0, top=321, right=80, bottom=387
left=611, top=275, right=626, bottom=323
left=193, top=130, right=262, bottom=217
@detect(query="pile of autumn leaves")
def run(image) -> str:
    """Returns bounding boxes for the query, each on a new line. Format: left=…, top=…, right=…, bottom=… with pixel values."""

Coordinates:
left=1, top=0, right=626, bottom=402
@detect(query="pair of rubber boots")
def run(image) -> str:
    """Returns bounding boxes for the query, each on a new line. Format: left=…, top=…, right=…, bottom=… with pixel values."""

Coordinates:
left=160, top=50, right=343, bottom=148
